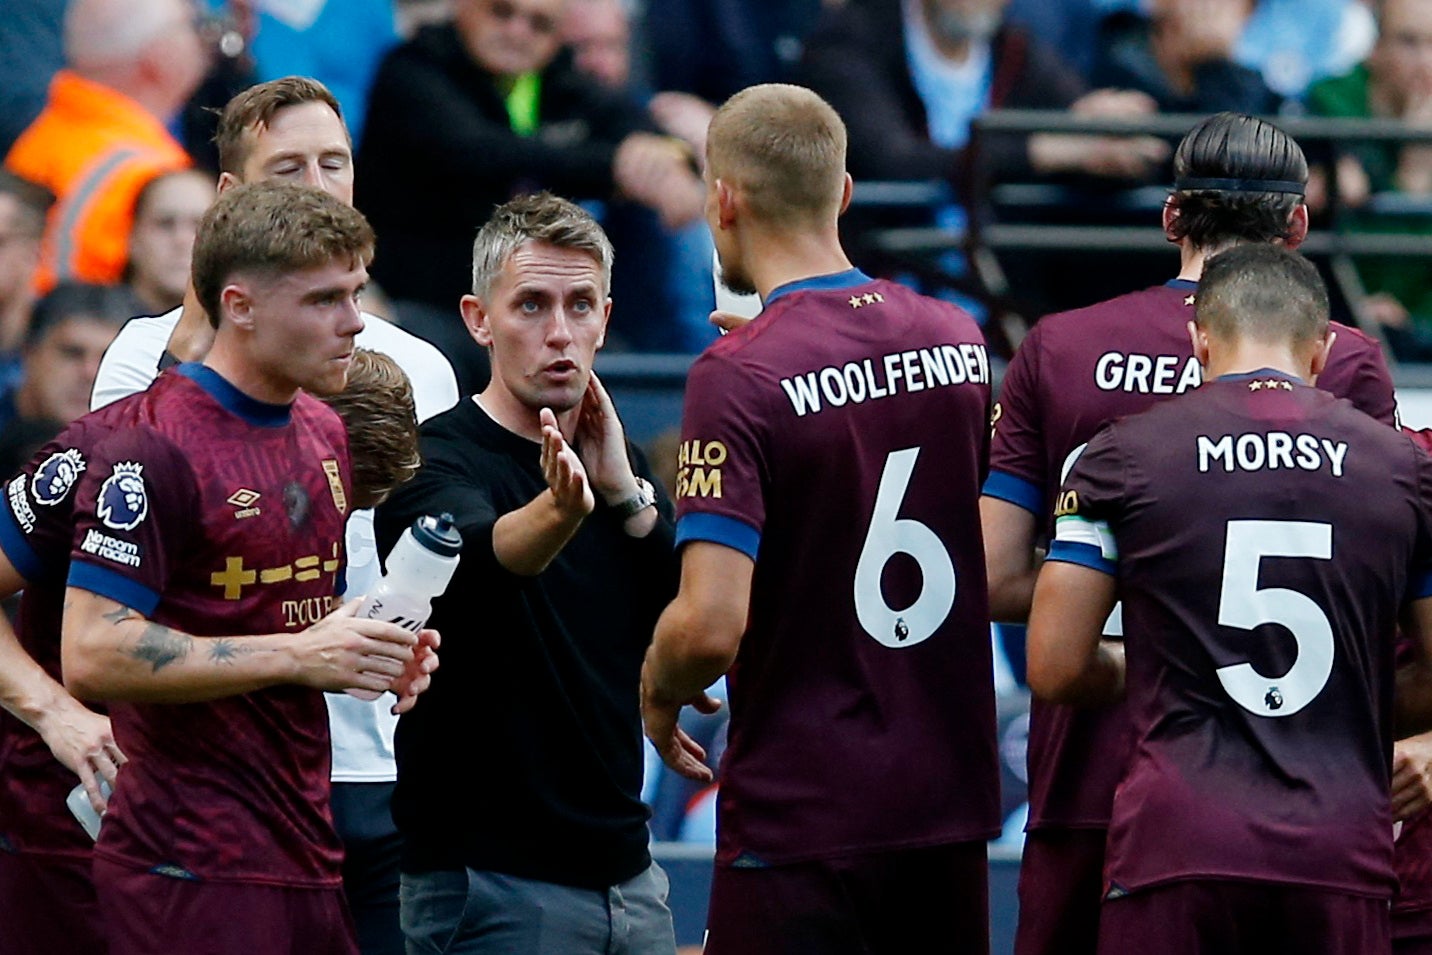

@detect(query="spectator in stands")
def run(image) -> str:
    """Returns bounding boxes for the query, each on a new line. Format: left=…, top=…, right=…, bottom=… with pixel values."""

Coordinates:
left=238, top=0, right=399, bottom=147
left=0, top=172, right=52, bottom=392
left=1236, top=0, right=1375, bottom=102
left=641, top=0, right=824, bottom=106
left=3, top=0, right=206, bottom=292
left=123, top=168, right=213, bottom=315
left=0, top=282, right=138, bottom=475
left=1092, top=0, right=1281, bottom=114
left=1007, top=0, right=1140, bottom=79
left=0, top=0, right=66, bottom=156
left=358, top=0, right=705, bottom=322
left=1307, top=0, right=1432, bottom=361
left=561, top=0, right=718, bottom=352
left=800, top=0, right=1167, bottom=198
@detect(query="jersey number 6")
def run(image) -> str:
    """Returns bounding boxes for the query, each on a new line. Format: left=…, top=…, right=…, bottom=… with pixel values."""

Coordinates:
left=853, top=447, right=956, bottom=649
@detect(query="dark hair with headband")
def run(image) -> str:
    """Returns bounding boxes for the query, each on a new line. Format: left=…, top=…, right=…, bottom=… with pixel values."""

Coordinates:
left=1169, top=113, right=1308, bottom=251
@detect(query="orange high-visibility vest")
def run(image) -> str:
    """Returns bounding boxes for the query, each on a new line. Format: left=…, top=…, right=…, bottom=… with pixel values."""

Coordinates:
left=5, top=70, right=191, bottom=292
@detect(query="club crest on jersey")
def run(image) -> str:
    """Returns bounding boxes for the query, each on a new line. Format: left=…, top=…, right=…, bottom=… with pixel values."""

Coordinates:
left=32, top=449, right=85, bottom=506
left=97, top=463, right=148, bottom=531
left=322, top=460, right=347, bottom=514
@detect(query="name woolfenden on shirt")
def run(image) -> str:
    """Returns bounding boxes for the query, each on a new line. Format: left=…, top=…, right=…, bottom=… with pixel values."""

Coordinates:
left=778, top=342, right=991, bottom=417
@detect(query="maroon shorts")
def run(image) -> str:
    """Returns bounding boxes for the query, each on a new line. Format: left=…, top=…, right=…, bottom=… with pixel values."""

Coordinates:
left=0, top=848, right=105, bottom=954
left=1014, top=828, right=1106, bottom=955
left=704, top=840, right=988, bottom=955
left=1098, top=880, right=1389, bottom=955
left=93, top=856, right=358, bottom=955
left=1395, top=905, right=1432, bottom=953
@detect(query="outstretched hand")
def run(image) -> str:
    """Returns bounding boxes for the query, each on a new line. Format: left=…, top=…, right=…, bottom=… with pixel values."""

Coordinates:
left=541, top=407, right=595, bottom=518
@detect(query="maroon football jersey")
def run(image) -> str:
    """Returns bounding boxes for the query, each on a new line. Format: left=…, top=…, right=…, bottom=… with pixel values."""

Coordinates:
left=1051, top=373, right=1432, bottom=896
left=676, top=270, right=1001, bottom=867
left=986, top=280, right=1397, bottom=831
left=0, top=379, right=180, bottom=857
left=66, top=364, right=352, bottom=886
left=1394, top=633, right=1432, bottom=927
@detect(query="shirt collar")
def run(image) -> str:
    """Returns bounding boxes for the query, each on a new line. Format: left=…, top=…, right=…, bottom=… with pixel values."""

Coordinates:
left=177, top=363, right=293, bottom=427
left=765, top=269, right=874, bottom=307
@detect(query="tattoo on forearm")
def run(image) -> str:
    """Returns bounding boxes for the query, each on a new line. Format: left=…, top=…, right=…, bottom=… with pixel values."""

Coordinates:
left=208, top=639, right=250, bottom=665
left=102, top=605, right=135, bottom=626
left=129, top=624, right=191, bottom=674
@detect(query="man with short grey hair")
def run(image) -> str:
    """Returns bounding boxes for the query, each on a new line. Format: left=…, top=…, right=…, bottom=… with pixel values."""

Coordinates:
left=375, top=191, right=678, bottom=955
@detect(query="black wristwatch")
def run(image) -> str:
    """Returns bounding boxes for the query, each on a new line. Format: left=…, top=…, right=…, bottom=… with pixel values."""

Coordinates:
left=610, top=477, right=656, bottom=519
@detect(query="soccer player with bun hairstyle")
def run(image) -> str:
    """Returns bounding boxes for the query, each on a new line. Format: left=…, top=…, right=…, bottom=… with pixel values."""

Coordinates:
left=643, top=83, right=999, bottom=954
left=980, top=112, right=1398, bottom=955
left=1029, top=242, right=1432, bottom=954
left=59, top=180, right=437, bottom=955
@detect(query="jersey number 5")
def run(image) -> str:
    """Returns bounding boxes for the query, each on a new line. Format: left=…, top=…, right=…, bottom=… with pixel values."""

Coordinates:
left=854, top=447, right=956, bottom=648
left=1216, top=519, right=1334, bottom=718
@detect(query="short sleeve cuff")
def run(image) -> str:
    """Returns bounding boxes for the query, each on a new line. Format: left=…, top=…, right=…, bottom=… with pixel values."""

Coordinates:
left=0, top=510, right=45, bottom=583
left=981, top=471, right=1043, bottom=516
left=1047, top=540, right=1117, bottom=577
left=1414, top=567, right=1432, bottom=601
left=676, top=513, right=761, bottom=561
left=68, top=561, right=161, bottom=617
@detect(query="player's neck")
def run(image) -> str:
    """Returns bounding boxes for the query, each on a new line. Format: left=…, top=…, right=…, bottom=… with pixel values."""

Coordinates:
left=744, top=228, right=853, bottom=302
left=1177, top=244, right=1207, bottom=283
left=1205, top=346, right=1312, bottom=384
left=202, top=340, right=299, bottom=406
left=167, top=285, right=217, bottom=363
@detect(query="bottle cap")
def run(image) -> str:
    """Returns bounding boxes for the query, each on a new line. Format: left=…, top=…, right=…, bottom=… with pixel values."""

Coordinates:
left=411, top=513, right=463, bottom=557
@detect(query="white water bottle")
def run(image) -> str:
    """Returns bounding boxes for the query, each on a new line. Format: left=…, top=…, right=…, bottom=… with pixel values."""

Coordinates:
left=66, top=778, right=112, bottom=841
left=346, top=513, right=462, bottom=700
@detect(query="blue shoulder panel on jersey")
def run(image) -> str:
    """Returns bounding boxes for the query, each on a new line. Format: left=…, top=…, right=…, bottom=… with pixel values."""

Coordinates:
left=0, top=507, right=45, bottom=583
left=1414, top=567, right=1432, bottom=601
left=764, top=268, right=873, bottom=307
left=981, top=470, right=1043, bottom=516
left=177, top=363, right=292, bottom=427
left=68, top=561, right=161, bottom=617
left=676, top=513, right=761, bottom=561
left=1047, top=540, right=1116, bottom=577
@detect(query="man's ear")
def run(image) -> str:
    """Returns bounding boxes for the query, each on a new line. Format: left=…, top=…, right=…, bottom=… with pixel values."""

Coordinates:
left=220, top=284, right=253, bottom=330
left=1283, top=203, right=1310, bottom=249
left=1187, top=319, right=1210, bottom=369
left=216, top=171, right=241, bottom=194
left=460, top=294, right=492, bottom=347
left=715, top=178, right=739, bottom=230
left=596, top=296, right=612, bottom=351
left=838, top=173, right=853, bottom=216
left=1309, top=328, right=1336, bottom=382
left=1162, top=195, right=1180, bottom=242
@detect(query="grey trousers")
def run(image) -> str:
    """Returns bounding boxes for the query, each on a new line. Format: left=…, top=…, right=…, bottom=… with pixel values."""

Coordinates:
left=400, top=861, right=676, bottom=955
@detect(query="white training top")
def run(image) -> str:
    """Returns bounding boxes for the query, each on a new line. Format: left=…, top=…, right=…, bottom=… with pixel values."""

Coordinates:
left=90, top=307, right=461, bottom=782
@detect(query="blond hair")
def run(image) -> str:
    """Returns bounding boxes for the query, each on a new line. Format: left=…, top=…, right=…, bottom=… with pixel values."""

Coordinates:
left=706, top=84, right=847, bottom=225
left=318, top=348, right=420, bottom=509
